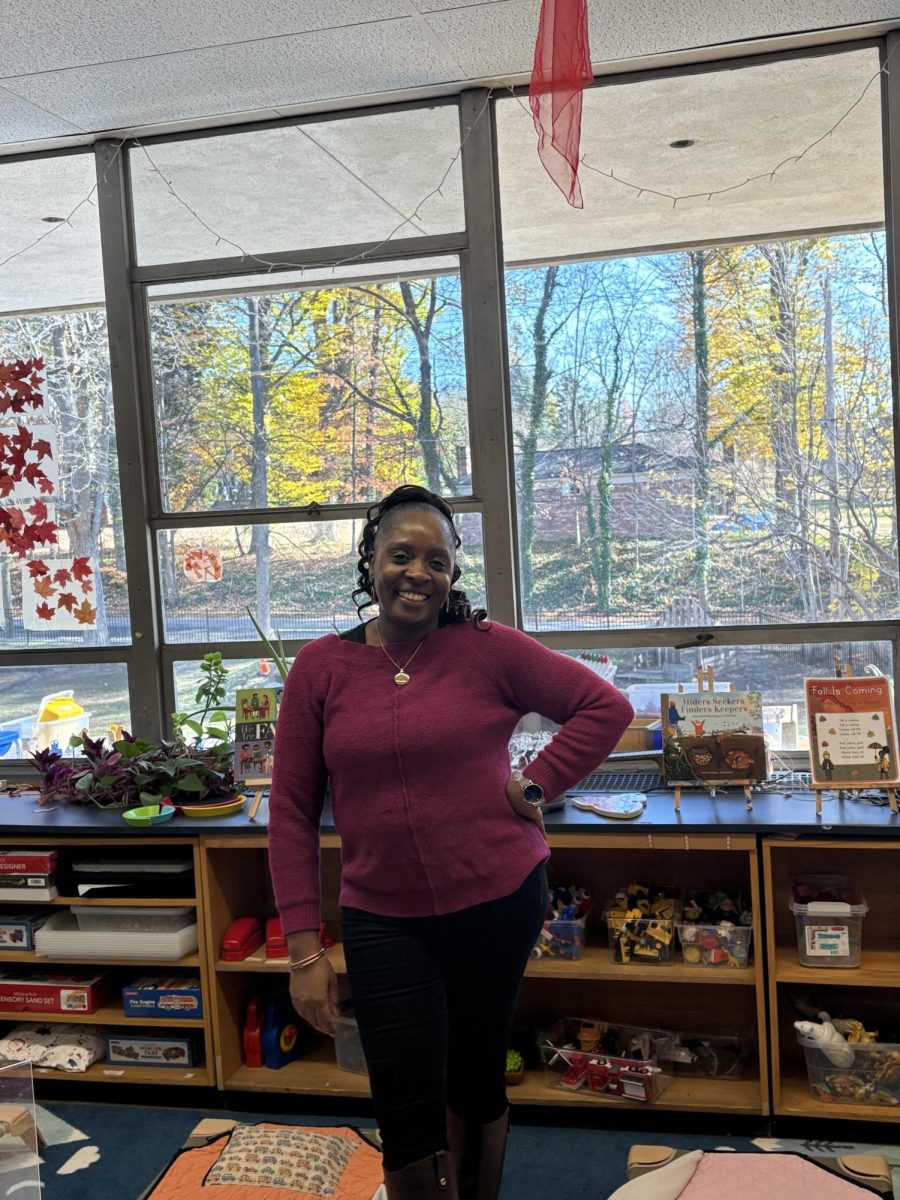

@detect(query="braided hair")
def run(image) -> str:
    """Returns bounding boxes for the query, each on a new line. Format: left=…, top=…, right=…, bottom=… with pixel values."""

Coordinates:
left=352, top=484, right=487, bottom=627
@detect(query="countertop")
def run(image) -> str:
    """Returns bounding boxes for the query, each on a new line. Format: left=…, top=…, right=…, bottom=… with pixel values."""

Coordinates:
left=2, top=787, right=898, bottom=838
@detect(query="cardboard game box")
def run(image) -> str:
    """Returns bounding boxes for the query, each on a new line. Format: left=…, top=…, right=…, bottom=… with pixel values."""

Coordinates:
left=122, top=976, right=203, bottom=1019
left=0, top=911, right=52, bottom=951
left=0, top=971, right=112, bottom=1014
left=106, top=1033, right=197, bottom=1067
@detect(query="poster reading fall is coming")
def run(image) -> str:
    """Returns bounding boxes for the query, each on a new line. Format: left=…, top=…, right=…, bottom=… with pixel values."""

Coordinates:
left=805, top=677, right=900, bottom=788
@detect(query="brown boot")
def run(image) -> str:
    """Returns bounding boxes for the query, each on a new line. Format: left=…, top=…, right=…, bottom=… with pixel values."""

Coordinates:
left=447, top=1109, right=509, bottom=1200
left=383, top=1149, right=458, bottom=1199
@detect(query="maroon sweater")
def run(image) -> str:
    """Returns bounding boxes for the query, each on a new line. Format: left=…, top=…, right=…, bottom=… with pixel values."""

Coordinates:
left=267, top=620, right=634, bottom=932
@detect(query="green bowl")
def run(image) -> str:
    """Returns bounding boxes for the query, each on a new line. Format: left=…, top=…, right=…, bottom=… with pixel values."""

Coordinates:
left=122, top=804, right=176, bottom=827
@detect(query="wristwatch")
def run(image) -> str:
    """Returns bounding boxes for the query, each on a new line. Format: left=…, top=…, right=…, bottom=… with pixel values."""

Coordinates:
left=519, top=777, right=545, bottom=807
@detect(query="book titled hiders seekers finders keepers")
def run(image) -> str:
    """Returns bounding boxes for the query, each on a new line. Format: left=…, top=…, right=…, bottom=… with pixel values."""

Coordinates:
left=661, top=691, right=768, bottom=785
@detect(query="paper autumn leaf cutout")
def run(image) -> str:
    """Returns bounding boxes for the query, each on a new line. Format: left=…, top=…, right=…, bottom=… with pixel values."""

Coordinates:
left=34, top=600, right=55, bottom=621
left=28, top=499, right=48, bottom=521
left=37, top=476, right=54, bottom=495
left=0, top=475, right=13, bottom=498
left=27, top=559, right=49, bottom=578
left=52, top=567, right=71, bottom=586
left=71, top=556, right=92, bottom=582
left=56, top=591, right=77, bottom=613
left=31, top=438, right=52, bottom=461
left=73, top=599, right=97, bottom=625
left=11, top=426, right=32, bottom=453
left=0, top=358, right=45, bottom=414
left=32, top=575, right=55, bottom=599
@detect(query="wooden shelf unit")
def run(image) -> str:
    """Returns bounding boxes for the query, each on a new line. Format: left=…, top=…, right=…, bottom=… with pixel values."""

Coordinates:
left=0, top=836, right=214, bottom=1088
left=200, top=831, right=769, bottom=1116
left=763, top=837, right=900, bottom=1123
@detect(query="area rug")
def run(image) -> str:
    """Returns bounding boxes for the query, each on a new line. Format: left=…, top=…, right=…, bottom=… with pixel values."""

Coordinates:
left=7, top=1102, right=898, bottom=1200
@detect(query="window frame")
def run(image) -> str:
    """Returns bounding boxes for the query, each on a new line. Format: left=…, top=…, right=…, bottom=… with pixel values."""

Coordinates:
left=0, top=34, right=896, bottom=768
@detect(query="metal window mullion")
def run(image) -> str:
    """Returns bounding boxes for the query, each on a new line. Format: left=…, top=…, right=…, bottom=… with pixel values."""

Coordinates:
left=132, top=232, right=468, bottom=287
left=151, top=496, right=482, bottom=530
left=0, top=647, right=132, bottom=667
left=94, top=139, right=167, bottom=741
left=880, top=30, right=900, bottom=727
left=458, top=90, right=520, bottom=628
left=533, top=621, right=900, bottom=651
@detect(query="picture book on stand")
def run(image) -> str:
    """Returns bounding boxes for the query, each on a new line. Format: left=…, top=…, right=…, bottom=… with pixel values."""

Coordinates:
left=805, top=676, right=900, bottom=788
left=661, top=690, right=767, bottom=784
left=232, top=687, right=281, bottom=785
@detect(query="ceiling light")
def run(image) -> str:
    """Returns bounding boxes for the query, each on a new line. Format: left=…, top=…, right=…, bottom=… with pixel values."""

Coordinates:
left=40, top=216, right=66, bottom=223
left=669, top=139, right=695, bottom=149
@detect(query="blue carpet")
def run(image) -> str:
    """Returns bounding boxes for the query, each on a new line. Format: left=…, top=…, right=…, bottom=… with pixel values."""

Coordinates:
left=23, top=1102, right=763, bottom=1200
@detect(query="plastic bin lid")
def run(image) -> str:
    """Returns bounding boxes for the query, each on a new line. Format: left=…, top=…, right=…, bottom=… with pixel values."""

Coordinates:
left=38, top=696, right=84, bottom=722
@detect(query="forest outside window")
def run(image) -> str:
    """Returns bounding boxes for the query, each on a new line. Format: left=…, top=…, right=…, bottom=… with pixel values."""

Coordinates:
left=496, top=48, right=895, bottom=631
left=148, top=261, right=471, bottom=514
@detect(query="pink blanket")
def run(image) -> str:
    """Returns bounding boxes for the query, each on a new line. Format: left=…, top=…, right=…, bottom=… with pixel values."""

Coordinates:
left=682, top=1154, right=876, bottom=1199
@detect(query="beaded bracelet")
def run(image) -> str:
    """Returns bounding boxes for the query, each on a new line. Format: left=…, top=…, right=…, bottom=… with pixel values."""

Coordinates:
left=289, top=947, right=326, bottom=971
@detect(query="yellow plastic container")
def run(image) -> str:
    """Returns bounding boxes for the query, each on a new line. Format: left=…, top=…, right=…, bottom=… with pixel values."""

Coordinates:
left=32, top=692, right=90, bottom=753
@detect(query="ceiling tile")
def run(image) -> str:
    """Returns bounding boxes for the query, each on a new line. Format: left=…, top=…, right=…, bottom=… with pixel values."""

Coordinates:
left=0, top=86, right=86, bottom=145
left=0, top=2, right=409, bottom=76
left=424, top=0, right=900, bottom=79
left=0, top=22, right=463, bottom=132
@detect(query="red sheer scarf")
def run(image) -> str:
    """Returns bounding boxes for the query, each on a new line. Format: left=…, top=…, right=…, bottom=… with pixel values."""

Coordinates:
left=528, top=0, right=592, bottom=208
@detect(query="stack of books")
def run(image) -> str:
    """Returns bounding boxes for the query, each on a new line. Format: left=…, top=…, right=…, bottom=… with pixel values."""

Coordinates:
left=0, top=850, right=59, bottom=902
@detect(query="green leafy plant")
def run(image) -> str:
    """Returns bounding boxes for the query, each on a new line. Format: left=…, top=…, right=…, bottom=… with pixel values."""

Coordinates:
left=246, top=608, right=291, bottom=682
left=172, top=651, right=233, bottom=748
left=31, top=729, right=235, bottom=810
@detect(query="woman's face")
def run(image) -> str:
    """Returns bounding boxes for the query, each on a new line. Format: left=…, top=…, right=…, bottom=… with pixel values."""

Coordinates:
left=369, top=507, right=456, bottom=636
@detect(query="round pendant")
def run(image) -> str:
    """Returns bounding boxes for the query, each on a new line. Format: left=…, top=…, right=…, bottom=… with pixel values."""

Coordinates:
left=394, top=671, right=410, bottom=686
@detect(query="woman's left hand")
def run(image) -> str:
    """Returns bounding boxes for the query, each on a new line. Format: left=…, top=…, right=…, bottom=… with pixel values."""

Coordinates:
left=505, top=773, right=546, bottom=838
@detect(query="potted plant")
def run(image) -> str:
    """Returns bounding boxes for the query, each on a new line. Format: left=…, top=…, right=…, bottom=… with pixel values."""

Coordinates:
left=171, top=651, right=233, bottom=763
left=31, top=730, right=235, bottom=810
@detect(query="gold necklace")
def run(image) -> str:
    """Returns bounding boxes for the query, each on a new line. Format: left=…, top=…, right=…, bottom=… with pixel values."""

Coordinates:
left=375, top=620, right=426, bottom=686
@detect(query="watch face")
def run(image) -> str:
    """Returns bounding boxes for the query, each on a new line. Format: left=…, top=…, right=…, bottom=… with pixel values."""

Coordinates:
left=522, top=783, right=544, bottom=804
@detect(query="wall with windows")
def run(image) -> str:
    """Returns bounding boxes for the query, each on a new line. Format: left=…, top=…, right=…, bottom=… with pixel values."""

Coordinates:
left=1, top=39, right=898, bottom=762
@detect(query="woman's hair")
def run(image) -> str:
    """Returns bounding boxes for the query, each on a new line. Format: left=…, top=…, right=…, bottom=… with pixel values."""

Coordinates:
left=352, top=484, right=487, bottom=627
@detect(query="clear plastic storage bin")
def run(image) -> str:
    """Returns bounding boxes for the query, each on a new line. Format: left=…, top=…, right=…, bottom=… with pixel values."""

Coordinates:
left=789, top=875, right=867, bottom=968
left=73, top=906, right=195, bottom=932
left=604, top=901, right=682, bottom=966
left=537, top=1018, right=669, bottom=1102
left=333, top=1007, right=368, bottom=1076
left=532, top=915, right=587, bottom=961
left=797, top=1036, right=900, bottom=1106
left=676, top=923, right=752, bottom=968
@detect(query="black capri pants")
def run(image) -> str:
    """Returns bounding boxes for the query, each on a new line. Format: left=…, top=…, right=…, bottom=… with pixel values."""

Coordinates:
left=341, top=862, right=549, bottom=1172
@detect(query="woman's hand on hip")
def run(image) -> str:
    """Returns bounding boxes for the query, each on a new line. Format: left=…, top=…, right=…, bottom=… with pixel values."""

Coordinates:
left=505, top=773, right=546, bottom=838
left=289, top=956, right=339, bottom=1037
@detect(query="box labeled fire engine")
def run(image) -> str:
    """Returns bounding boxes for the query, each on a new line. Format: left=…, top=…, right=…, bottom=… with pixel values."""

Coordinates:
left=121, top=977, right=203, bottom=1019
left=0, top=851, right=59, bottom=875
left=0, top=971, right=112, bottom=1014
left=106, top=1033, right=197, bottom=1067
left=0, top=911, right=52, bottom=951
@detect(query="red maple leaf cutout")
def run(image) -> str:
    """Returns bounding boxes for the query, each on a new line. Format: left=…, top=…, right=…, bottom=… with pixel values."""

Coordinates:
left=11, top=427, right=33, bottom=453
left=70, top=556, right=92, bottom=583
left=27, top=500, right=48, bottom=521
left=0, top=476, right=13, bottom=498
left=56, top=591, right=78, bottom=613
left=52, top=568, right=71, bottom=587
left=6, top=508, right=25, bottom=530
left=32, top=576, right=55, bottom=599
left=37, top=476, right=54, bottom=495
left=22, top=462, right=45, bottom=486
left=80, top=577, right=94, bottom=596
left=28, top=521, right=59, bottom=546
left=32, top=439, right=53, bottom=461
left=73, top=599, right=97, bottom=626
left=27, top=560, right=49, bottom=578
left=34, top=601, right=55, bottom=622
